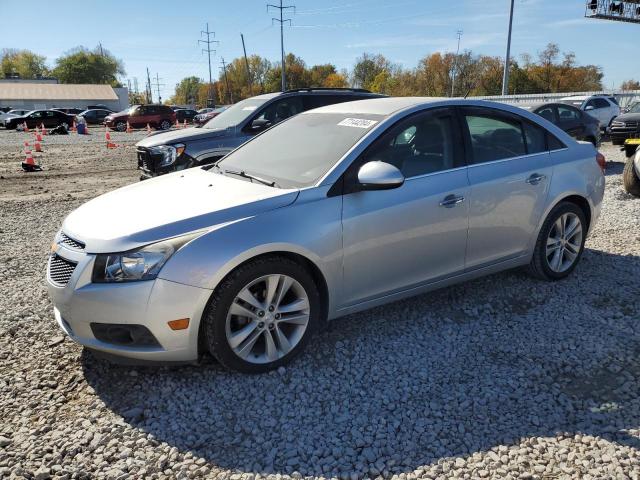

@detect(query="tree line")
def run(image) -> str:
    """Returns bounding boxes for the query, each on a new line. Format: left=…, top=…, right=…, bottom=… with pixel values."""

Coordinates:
left=3, top=43, right=639, bottom=108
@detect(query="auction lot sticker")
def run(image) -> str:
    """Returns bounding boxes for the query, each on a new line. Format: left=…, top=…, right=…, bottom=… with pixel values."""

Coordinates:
left=338, top=118, right=378, bottom=128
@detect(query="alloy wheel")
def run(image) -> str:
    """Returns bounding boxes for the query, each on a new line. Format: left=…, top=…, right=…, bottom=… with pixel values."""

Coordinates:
left=225, top=274, right=310, bottom=364
left=545, top=212, right=583, bottom=273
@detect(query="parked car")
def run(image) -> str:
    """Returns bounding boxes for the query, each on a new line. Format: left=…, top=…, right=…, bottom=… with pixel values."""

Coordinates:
left=135, top=88, right=385, bottom=179
left=622, top=138, right=640, bottom=197
left=193, top=106, right=228, bottom=126
left=521, top=102, right=600, bottom=146
left=175, top=108, right=198, bottom=124
left=52, top=108, right=84, bottom=115
left=4, top=109, right=75, bottom=130
left=197, top=107, right=215, bottom=114
left=77, top=109, right=113, bottom=125
left=86, top=104, right=114, bottom=111
left=608, top=102, right=640, bottom=145
left=104, top=104, right=176, bottom=132
left=0, top=108, right=31, bottom=124
left=47, top=98, right=604, bottom=372
left=560, top=95, right=620, bottom=130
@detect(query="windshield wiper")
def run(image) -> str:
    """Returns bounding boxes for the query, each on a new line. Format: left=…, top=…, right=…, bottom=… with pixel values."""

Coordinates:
left=223, top=169, right=279, bottom=188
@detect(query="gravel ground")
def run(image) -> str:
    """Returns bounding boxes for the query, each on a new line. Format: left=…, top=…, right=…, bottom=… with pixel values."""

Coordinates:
left=0, top=127, right=639, bottom=480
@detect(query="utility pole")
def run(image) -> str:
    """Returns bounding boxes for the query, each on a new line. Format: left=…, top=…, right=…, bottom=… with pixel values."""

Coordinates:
left=267, top=0, right=295, bottom=92
left=220, top=58, right=233, bottom=104
left=199, top=23, right=219, bottom=107
left=502, top=0, right=515, bottom=96
left=98, top=42, right=104, bottom=56
left=133, top=77, right=139, bottom=94
left=451, top=30, right=463, bottom=97
left=153, top=73, right=165, bottom=104
left=241, top=33, right=253, bottom=94
left=146, top=67, right=153, bottom=104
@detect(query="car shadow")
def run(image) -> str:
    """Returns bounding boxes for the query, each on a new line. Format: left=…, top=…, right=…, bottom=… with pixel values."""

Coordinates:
left=82, top=248, right=640, bottom=478
left=606, top=160, right=626, bottom=176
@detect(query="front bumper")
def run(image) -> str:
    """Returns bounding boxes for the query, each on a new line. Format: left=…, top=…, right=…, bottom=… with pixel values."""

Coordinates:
left=46, top=244, right=212, bottom=363
left=608, top=128, right=640, bottom=141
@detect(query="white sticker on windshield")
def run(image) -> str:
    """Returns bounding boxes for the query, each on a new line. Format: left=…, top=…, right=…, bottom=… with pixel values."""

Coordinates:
left=242, top=106, right=258, bottom=111
left=337, top=118, right=378, bottom=129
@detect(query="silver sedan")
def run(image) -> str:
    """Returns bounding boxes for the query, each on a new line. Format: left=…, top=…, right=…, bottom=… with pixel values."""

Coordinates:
left=46, top=98, right=605, bottom=372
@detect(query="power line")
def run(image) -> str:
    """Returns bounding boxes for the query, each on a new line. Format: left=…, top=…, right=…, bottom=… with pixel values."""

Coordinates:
left=241, top=33, right=254, bottom=94
left=267, top=0, right=295, bottom=92
left=199, top=23, right=220, bottom=107
left=153, top=73, right=165, bottom=104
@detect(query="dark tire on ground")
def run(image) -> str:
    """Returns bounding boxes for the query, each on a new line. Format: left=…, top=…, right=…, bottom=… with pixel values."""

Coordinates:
left=201, top=255, right=321, bottom=373
left=115, top=121, right=127, bottom=132
left=159, top=119, right=172, bottom=130
left=623, top=153, right=640, bottom=197
left=527, top=201, right=587, bottom=281
left=612, top=138, right=625, bottom=146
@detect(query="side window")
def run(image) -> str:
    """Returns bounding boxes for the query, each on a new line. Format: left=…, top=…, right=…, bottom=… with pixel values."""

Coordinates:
left=45, top=111, right=57, bottom=118
left=254, top=97, right=303, bottom=125
left=31, top=111, right=44, bottom=118
left=360, top=109, right=460, bottom=178
left=557, top=105, right=580, bottom=121
left=302, top=95, right=342, bottom=110
left=536, top=106, right=556, bottom=123
left=523, top=122, right=547, bottom=154
left=585, top=99, right=597, bottom=110
left=147, top=106, right=159, bottom=115
left=464, top=111, right=526, bottom=163
left=547, top=133, right=566, bottom=151
left=594, top=98, right=610, bottom=109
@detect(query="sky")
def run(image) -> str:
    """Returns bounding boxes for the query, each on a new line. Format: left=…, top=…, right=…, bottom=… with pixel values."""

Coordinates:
left=0, top=0, right=637, bottom=100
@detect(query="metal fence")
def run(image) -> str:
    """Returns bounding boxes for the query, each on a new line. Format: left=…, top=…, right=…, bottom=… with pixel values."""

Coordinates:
left=470, top=90, right=640, bottom=108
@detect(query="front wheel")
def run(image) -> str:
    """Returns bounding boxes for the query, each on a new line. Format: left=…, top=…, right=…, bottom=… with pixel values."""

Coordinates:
left=202, top=256, right=321, bottom=373
left=527, top=202, right=587, bottom=281
left=623, top=151, right=640, bottom=197
left=115, top=121, right=127, bottom=132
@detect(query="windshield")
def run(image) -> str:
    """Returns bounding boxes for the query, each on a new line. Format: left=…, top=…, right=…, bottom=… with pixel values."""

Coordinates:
left=215, top=112, right=385, bottom=188
left=203, top=97, right=269, bottom=129
left=628, top=103, right=640, bottom=113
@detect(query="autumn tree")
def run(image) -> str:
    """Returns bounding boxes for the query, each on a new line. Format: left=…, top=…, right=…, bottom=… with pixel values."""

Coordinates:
left=1, top=49, right=49, bottom=79
left=53, top=46, right=124, bottom=86
left=621, top=79, right=640, bottom=90
left=169, top=76, right=203, bottom=105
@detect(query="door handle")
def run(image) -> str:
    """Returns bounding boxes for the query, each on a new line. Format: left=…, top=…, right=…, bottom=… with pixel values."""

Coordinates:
left=526, top=173, right=546, bottom=185
left=439, top=194, right=465, bottom=207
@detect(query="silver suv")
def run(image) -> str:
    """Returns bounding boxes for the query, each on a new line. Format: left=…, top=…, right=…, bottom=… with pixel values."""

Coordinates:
left=135, top=88, right=384, bottom=179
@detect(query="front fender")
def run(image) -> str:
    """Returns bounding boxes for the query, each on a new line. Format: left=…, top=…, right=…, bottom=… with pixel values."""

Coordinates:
left=158, top=186, right=343, bottom=315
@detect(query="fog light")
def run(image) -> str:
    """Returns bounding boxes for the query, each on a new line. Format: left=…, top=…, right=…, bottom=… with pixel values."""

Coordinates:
left=168, top=318, right=190, bottom=330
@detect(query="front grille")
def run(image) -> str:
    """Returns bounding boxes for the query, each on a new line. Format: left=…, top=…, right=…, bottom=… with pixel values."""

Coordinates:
left=625, top=121, right=639, bottom=128
left=137, top=148, right=156, bottom=172
left=59, top=233, right=85, bottom=250
left=49, top=254, right=77, bottom=286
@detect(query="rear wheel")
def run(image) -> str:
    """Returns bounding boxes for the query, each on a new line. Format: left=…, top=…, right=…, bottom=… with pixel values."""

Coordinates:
left=623, top=151, right=640, bottom=197
left=202, top=256, right=320, bottom=373
left=159, top=119, right=172, bottom=130
left=527, top=202, right=587, bottom=281
left=115, top=121, right=127, bottom=132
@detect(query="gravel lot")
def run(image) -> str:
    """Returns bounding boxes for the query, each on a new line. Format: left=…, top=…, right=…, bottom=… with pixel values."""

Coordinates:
left=0, top=126, right=639, bottom=480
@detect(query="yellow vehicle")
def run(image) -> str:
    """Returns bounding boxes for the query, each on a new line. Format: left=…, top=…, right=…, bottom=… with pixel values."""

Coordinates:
left=623, top=138, right=640, bottom=197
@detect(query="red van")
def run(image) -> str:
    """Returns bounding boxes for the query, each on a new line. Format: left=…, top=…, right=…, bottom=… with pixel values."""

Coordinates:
left=104, top=105, right=176, bottom=131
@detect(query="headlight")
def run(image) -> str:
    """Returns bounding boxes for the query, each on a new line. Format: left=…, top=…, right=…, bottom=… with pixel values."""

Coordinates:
left=151, top=143, right=186, bottom=167
left=92, top=232, right=202, bottom=283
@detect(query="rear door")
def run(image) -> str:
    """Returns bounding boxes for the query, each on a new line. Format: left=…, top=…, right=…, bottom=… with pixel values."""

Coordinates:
left=461, top=106, right=553, bottom=270
left=556, top=104, right=585, bottom=139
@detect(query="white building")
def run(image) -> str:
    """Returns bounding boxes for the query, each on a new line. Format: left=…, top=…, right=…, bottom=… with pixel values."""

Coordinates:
left=0, top=80, right=128, bottom=111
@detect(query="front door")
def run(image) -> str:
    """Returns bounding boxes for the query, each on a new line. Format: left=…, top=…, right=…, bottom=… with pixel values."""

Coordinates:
left=341, top=107, right=469, bottom=307
left=460, top=107, right=553, bottom=270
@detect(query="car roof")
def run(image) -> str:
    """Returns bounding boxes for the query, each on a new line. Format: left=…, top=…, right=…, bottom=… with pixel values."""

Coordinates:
left=561, top=95, right=589, bottom=101
left=312, top=97, right=447, bottom=116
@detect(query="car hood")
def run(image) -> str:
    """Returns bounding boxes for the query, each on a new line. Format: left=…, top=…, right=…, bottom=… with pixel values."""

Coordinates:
left=135, top=126, right=229, bottom=148
left=614, top=112, right=640, bottom=122
left=62, top=168, right=299, bottom=253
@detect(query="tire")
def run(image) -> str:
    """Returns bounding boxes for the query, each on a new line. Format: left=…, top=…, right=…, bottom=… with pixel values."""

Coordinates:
left=612, top=138, right=625, bottom=146
left=527, top=202, right=587, bottom=281
left=623, top=152, right=640, bottom=197
left=61, top=122, right=69, bottom=130
left=202, top=256, right=321, bottom=373
left=115, top=121, right=127, bottom=132
left=159, top=119, right=172, bottom=130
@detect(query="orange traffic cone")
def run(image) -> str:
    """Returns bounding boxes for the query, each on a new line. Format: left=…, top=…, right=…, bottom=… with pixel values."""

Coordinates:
left=22, top=149, right=42, bottom=172
left=41, top=123, right=47, bottom=135
left=146, top=123, right=152, bottom=135
left=126, top=121, right=132, bottom=133
left=71, top=121, right=77, bottom=133
left=175, top=119, right=180, bottom=129
left=105, top=129, right=117, bottom=148
left=183, top=119, right=187, bottom=129
left=35, top=131, right=43, bottom=142
left=23, top=122, right=30, bottom=133
left=35, top=140, right=43, bottom=152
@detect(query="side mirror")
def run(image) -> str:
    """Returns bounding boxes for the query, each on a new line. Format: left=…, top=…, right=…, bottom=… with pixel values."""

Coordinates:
left=357, top=161, right=405, bottom=191
left=250, top=118, right=272, bottom=132
left=585, top=105, right=595, bottom=111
